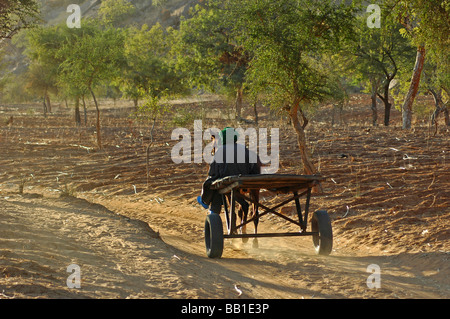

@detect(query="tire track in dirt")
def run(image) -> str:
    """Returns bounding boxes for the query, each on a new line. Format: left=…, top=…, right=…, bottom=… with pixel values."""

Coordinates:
left=0, top=194, right=202, bottom=298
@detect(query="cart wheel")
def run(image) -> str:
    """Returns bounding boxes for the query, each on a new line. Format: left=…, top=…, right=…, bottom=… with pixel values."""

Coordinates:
left=311, top=210, right=333, bottom=256
left=205, top=213, right=224, bottom=258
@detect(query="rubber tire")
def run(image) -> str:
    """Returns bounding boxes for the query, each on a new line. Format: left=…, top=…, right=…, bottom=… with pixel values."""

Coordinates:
left=205, top=213, right=224, bottom=258
left=311, top=210, right=333, bottom=255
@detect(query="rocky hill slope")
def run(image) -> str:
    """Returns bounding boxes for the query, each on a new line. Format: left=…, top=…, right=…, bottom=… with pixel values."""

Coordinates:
left=38, top=0, right=199, bottom=28
left=0, top=0, right=199, bottom=98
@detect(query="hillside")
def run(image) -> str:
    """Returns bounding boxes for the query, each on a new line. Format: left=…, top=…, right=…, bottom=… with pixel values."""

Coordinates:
left=0, top=0, right=199, bottom=99
left=38, top=0, right=199, bottom=28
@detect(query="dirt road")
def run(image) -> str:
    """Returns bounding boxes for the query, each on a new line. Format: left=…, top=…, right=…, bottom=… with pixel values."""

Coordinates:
left=0, top=192, right=447, bottom=299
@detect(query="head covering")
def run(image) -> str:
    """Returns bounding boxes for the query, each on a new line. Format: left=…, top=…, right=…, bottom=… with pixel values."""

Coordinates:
left=220, top=127, right=239, bottom=145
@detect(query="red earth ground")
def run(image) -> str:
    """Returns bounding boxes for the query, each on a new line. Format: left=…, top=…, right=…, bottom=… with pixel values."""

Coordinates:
left=0, top=94, right=448, bottom=299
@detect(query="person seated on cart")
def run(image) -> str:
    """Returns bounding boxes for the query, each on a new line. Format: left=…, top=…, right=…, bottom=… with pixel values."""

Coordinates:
left=198, top=127, right=261, bottom=214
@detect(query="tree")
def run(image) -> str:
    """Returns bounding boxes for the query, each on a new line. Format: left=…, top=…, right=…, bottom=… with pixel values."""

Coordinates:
left=119, top=23, right=187, bottom=186
left=119, top=23, right=186, bottom=110
left=322, top=54, right=351, bottom=127
left=350, top=11, right=415, bottom=126
left=230, top=0, right=356, bottom=175
left=26, top=24, right=89, bottom=125
left=388, top=0, right=450, bottom=129
left=25, top=63, right=57, bottom=116
left=0, top=48, right=7, bottom=95
left=0, top=0, right=39, bottom=41
left=58, top=21, right=125, bottom=149
left=23, top=25, right=65, bottom=115
left=175, top=3, right=250, bottom=119
left=422, top=60, right=450, bottom=134
left=401, top=44, right=426, bottom=129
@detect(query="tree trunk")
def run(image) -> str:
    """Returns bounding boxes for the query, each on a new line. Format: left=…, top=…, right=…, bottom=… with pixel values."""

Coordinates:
left=444, top=108, right=450, bottom=127
left=382, top=82, right=392, bottom=127
left=74, top=98, right=81, bottom=126
left=42, top=96, right=47, bottom=118
left=331, top=104, right=336, bottom=126
left=253, top=99, right=258, bottom=125
left=289, top=99, right=317, bottom=175
left=235, top=87, right=243, bottom=120
left=82, top=95, right=87, bottom=126
left=402, top=46, right=426, bottom=129
left=133, top=98, right=138, bottom=111
left=377, top=80, right=392, bottom=126
left=384, top=101, right=392, bottom=127
left=430, top=88, right=449, bottom=135
left=90, top=88, right=102, bottom=149
left=443, top=87, right=450, bottom=126
left=370, top=80, right=378, bottom=126
left=45, top=94, right=51, bottom=113
left=146, top=117, right=156, bottom=187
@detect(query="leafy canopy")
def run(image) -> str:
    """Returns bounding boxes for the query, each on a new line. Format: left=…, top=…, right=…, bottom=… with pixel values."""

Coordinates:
left=227, top=0, right=357, bottom=108
left=98, top=0, right=136, bottom=27
left=120, top=23, right=186, bottom=102
left=0, top=0, right=39, bottom=39
left=175, top=3, right=249, bottom=94
left=57, top=20, right=125, bottom=95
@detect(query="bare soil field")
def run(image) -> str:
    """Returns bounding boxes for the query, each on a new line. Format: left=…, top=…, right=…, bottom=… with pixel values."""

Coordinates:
left=0, top=95, right=448, bottom=299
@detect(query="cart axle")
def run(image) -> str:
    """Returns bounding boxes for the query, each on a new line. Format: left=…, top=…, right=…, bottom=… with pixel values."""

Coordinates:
left=224, top=231, right=318, bottom=239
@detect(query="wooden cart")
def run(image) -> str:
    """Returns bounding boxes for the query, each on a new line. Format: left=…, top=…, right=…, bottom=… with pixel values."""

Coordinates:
left=204, top=174, right=332, bottom=258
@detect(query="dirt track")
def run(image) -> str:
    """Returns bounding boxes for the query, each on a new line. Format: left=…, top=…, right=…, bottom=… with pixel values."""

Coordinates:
left=0, top=96, right=449, bottom=299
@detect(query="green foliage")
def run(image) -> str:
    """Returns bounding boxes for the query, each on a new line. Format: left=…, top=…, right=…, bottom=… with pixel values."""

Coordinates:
left=321, top=53, right=351, bottom=105
left=347, top=8, right=416, bottom=94
left=170, top=107, right=200, bottom=127
left=152, top=0, right=168, bottom=7
left=0, top=73, right=33, bottom=103
left=119, top=23, right=188, bottom=107
left=175, top=3, right=248, bottom=94
left=390, top=0, right=450, bottom=60
left=134, top=94, right=170, bottom=123
left=229, top=0, right=357, bottom=109
left=98, top=0, right=136, bottom=27
left=387, top=0, right=450, bottom=105
left=0, top=48, right=6, bottom=93
left=56, top=20, right=125, bottom=97
left=22, top=25, right=64, bottom=99
left=10, top=0, right=448, bottom=133
left=0, top=0, right=39, bottom=39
